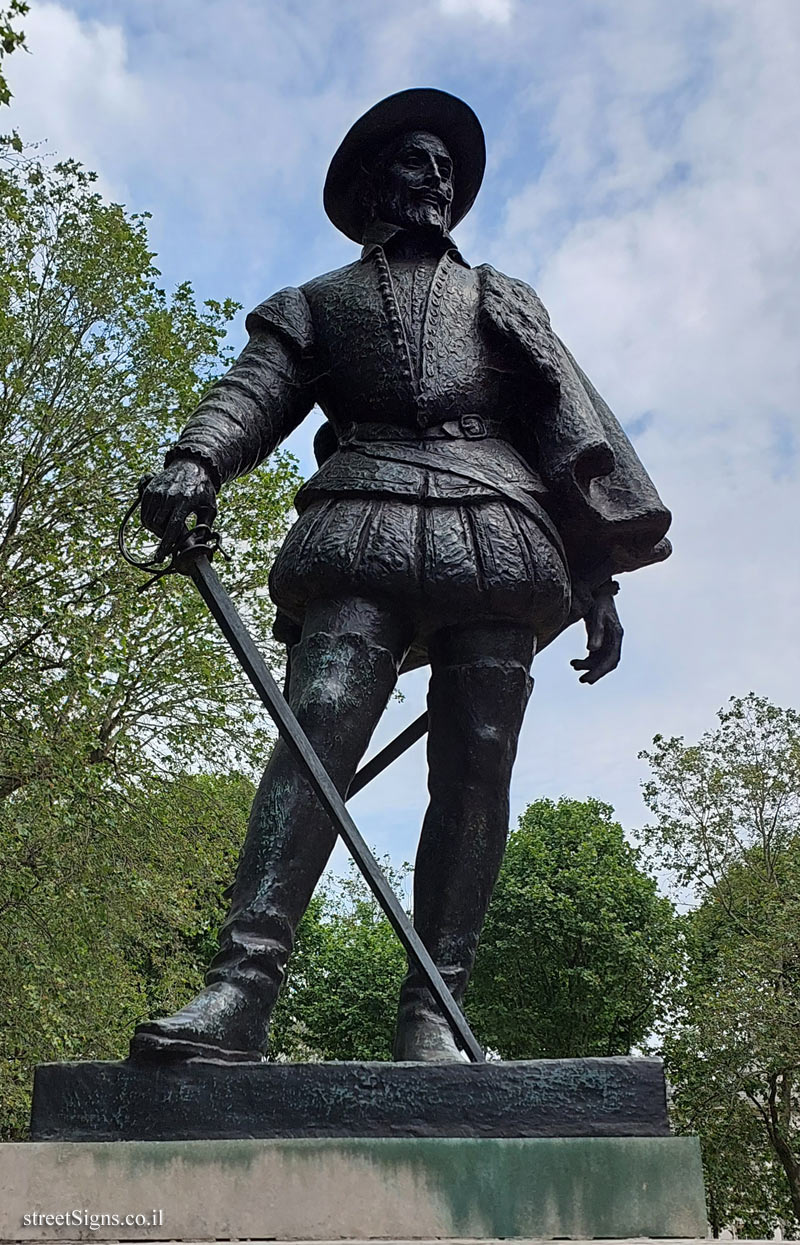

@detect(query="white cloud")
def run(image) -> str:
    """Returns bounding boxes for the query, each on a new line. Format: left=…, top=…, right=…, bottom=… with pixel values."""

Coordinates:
left=4, top=3, right=144, bottom=199
left=5, top=0, right=800, bottom=877
left=485, top=0, right=800, bottom=836
left=439, top=0, right=513, bottom=23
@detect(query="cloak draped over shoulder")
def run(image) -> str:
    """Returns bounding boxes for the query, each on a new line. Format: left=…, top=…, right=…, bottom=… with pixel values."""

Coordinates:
left=166, top=262, right=671, bottom=621
left=476, top=265, right=671, bottom=583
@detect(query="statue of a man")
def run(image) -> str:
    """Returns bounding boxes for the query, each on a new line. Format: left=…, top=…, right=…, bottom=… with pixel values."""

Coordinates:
left=132, top=89, right=671, bottom=1064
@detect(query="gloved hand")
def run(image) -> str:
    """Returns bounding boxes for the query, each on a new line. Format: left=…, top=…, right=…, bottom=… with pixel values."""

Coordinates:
left=139, top=458, right=217, bottom=563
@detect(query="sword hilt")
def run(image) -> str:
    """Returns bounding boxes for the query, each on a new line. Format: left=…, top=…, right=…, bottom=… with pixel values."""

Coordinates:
left=117, top=476, right=230, bottom=591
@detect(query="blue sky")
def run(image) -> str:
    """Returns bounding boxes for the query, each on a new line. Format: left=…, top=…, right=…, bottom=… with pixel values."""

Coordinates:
left=7, top=0, right=800, bottom=888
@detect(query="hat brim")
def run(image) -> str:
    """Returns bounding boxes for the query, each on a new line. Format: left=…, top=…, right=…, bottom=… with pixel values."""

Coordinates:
left=324, top=88, right=486, bottom=244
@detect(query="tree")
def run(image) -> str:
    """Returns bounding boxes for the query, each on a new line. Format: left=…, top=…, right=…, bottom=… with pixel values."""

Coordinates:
left=268, top=862, right=409, bottom=1062
left=467, top=797, right=677, bottom=1059
left=0, top=151, right=300, bottom=791
left=0, top=1, right=26, bottom=112
left=0, top=146, right=302, bottom=1136
left=1, top=770, right=256, bottom=1137
left=641, top=694, right=800, bottom=1237
left=262, top=800, right=675, bottom=1065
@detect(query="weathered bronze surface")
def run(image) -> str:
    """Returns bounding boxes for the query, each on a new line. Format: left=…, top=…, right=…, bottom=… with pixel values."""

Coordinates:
left=132, top=87, right=671, bottom=1067
left=32, top=1057, right=669, bottom=1141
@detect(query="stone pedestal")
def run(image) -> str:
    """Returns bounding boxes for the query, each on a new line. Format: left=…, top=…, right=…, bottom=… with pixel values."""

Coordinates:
left=4, top=1057, right=707, bottom=1240
left=1, top=1136, right=707, bottom=1241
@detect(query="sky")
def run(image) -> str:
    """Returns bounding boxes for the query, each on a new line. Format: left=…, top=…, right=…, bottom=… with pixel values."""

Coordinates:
left=6, top=0, right=800, bottom=889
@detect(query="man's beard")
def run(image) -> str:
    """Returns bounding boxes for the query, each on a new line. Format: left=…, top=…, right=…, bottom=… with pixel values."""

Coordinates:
left=376, top=183, right=451, bottom=235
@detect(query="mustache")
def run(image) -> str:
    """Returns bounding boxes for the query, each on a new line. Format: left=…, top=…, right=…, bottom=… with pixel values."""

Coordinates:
left=413, top=185, right=452, bottom=205
left=378, top=184, right=452, bottom=230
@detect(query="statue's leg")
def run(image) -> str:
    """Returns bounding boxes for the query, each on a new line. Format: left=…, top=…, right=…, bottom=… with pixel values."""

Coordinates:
left=394, top=622, right=535, bottom=1062
left=130, top=596, right=411, bottom=1063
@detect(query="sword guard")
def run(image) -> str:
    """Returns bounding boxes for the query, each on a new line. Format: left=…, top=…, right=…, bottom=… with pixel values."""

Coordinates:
left=118, top=481, right=230, bottom=592
left=170, top=525, right=229, bottom=576
left=137, top=526, right=229, bottom=591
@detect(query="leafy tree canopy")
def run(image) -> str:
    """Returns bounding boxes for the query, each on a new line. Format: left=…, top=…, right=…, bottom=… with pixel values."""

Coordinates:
left=1, top=770, right=254, bottom=1137
left=642, top=694, right=800, bottom=1237
left=467, top=797, right=677, bottom=1059
left=0, top=145, right=302, bottom=1135
left=0, top=1, right=26, bottom=112
left=0, top=150, right=300, bottom=791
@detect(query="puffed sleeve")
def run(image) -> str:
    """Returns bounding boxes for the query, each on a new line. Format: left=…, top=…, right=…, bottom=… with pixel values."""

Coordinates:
left=164, top=286, right=316, bottom=488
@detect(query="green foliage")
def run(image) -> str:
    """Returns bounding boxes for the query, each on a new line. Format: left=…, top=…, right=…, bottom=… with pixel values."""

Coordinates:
left=269, top=863, right=409, bottom=1062
left=263, top=801, right=674, bottom=1067
left=642, top=694, right=800, bottom=1236
left=467, top=797, right=677, bottom=1059
left=0, top=147, right=302, bottom=1135
left=0, top=771, right=254, bottom=1137
left=0, top=1, right=27, bottom=111
left=0, top=152, right=300, bottom=788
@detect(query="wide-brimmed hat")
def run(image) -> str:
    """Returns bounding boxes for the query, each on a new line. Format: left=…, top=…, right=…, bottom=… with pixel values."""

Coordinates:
left=324, top=87, right=486, bottom=243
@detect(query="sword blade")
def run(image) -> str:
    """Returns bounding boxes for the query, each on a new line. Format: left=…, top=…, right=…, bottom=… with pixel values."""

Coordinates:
left=347, top=712, right=428, bottom=799
left=187, top=554, right=485, bottom=1063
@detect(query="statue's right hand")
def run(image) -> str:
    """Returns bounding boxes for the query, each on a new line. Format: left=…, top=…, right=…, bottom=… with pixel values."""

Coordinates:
left=140, top=459, right=218, bottom=562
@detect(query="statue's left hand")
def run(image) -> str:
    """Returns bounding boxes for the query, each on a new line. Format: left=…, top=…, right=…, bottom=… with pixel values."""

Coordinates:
left=570, top=592, right=623, bottom=685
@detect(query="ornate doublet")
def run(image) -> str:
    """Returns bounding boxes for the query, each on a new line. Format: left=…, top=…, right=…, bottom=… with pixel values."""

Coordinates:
left=264, top=229, right=571, bottom=643
left=303, top=232, right=514, bottom=433
left=166, top=228, right=670, bottom=653
left=295, top=229, right=546, bottom=520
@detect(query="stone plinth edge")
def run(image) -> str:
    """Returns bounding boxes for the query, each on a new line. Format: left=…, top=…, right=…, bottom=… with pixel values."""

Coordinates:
left=1, top=1135, right=707, bottom=1241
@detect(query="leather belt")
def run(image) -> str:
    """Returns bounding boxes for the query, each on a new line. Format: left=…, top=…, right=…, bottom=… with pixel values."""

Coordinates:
left=338, top=414, right=503, bottom=446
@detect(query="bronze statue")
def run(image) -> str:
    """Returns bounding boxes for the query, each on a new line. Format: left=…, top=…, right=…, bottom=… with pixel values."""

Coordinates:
left=131, top=88, right=671, bottom=1065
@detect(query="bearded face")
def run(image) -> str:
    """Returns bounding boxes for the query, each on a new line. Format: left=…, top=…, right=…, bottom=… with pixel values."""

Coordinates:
left=368, top=130, right=454, bottom=236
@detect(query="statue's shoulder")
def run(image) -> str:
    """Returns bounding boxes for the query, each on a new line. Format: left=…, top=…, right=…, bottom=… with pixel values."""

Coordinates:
left=244, top=261, right=364, bottom=353
left=301, top=259, right=364, bottom=304
left=245, top=284, right=315, bottom=354
left=475, top=263, right=551, bottom=321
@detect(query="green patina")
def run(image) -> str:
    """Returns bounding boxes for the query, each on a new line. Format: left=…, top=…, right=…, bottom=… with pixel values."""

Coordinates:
left=46, top=1134, right=707, bottom=1239
left=303, top=1136, right=708, bottom=1239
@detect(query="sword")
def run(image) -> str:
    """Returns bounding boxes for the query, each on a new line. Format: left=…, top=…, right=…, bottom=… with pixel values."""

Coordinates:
left=118, top=499, right=484, bottom=1063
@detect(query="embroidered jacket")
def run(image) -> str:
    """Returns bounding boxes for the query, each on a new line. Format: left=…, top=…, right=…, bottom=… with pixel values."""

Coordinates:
left=166, top=229, right=671, bottom=609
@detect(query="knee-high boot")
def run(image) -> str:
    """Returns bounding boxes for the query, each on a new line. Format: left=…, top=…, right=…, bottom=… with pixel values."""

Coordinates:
left=130, top=630, right=399, bottom=1063
left=394, top=654, right=533, bottom=1061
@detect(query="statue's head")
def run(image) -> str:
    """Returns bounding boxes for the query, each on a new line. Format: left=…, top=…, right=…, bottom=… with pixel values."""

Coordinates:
left=364, top=129, right=454, bottom=236
left=324, top=88, right=485, bottom=245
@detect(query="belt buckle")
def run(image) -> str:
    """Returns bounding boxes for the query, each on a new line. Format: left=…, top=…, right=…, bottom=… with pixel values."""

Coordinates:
left=460, top=414, right=486, bottom=439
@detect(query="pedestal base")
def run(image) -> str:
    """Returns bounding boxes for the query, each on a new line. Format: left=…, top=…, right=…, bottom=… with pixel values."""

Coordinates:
left=1, top=1136, right=708, bottom=1241
left=30, top=1057, right=668, bottom=1141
